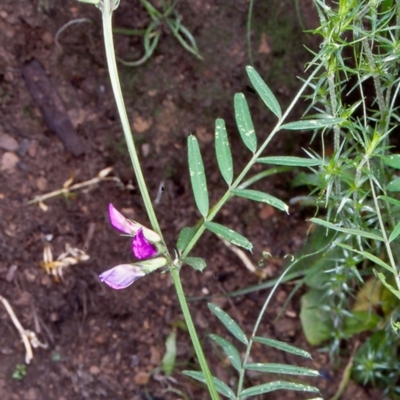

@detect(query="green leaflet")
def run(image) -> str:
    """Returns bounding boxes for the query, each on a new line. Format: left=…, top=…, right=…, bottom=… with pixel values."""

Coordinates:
left=379, top=195, right=400, bottom=207
left=375, top=271, right=400, bottom=301
left=240, top=381, right=320, bottom=397
left=182, top=257, right=207, bottom=272
left=208, top=303, right=248, bottom=345
left=245, top=363, right=320, bottom=377
left=209, top=334, right=242, bottom=372
left=382, top=154, right=400, bottom=169
left=182, top=370, right=236, bottom=399
left=215, top=118, right=234, bottom=185
left=281, top=118, right=343, bottom=130
left=257, top=156, right=321, bottom=167
left=300, top=289, right=332, bottom=345
left=205, top=221, right=253, bottom=251
left=177, top=226, right=196, bottom=253
left=387, top=177, right=400, bottom=191
left=252, top=337, right=312, bottom=359
left=234, top=93, right=257, bottom=153
left=161, top=328, right=176, bottom=375
left=188, top=135, right=209, bottom=217
left=246, top=66, right=282, bottom=119
left=233, top=189, right=289, bottom=213
left=389, top=220, right=400, bottom=242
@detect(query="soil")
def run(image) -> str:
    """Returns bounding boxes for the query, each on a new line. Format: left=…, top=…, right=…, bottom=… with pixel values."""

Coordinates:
left=0, top=1, right=381, bottom=399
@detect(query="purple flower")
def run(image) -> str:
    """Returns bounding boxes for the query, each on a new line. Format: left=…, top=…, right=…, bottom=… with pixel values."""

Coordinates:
left=132, top=228, right=157, bottom=259
left=99, top=264, right=145, bottom=290
left=108, top=203, right=161, bottom=243
left=108, top=203, right=138, bottom=234
left=99, top=205, right=165, bottom=290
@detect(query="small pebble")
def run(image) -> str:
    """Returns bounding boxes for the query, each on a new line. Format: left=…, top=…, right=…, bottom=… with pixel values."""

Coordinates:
left=36, top=176, right=47, bottom=191
left=0, top=152, right=19, bottom=171
left=134, top=371, right=149, bottom=386
left=89, top=366, right=100, bottom=375
left=18, top=139, right=31, bottom=156
left=28, top=140, right=38, bottom=157
left=0, top=133, right=18, bottom=151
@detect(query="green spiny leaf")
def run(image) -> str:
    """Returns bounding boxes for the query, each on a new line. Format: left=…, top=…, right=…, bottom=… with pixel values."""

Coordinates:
left=310, top=217, right=384, bottom=241
left=337, top=243, right=396, bottom=274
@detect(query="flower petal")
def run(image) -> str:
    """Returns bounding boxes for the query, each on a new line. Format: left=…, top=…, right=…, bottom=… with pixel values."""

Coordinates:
left=132, top=228, right=157, bottom=259
left=108, top=203, right=138, bottom=234
left=99, top=264, right=145, bottom=290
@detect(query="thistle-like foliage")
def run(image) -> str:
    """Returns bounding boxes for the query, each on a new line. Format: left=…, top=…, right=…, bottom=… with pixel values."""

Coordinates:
left=290, top=0, right=400, bottom=395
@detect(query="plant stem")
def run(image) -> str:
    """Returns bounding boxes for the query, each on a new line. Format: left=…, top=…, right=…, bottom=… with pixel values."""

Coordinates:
left=170, top=268, right=220, bottom=400
left=100, top=2, right=218, bottom=398
left=246, top=0, right=255, bottom=65
left=102, top=0, right=162, bottom=240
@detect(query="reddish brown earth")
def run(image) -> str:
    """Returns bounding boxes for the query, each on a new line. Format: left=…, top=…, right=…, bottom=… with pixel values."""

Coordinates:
left=0, top=1, right=381, bottom=399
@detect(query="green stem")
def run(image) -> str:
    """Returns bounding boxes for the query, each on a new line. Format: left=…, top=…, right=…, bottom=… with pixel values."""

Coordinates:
left=170, top=268, right=220, bottom=400
left=246, top=0, right=255, bottom=65
left=102, top=0, right=162, bottom=239
left=100, top=1, right=218, bottom=398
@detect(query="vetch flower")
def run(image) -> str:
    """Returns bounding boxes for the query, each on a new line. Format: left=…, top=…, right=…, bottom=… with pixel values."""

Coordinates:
left=108, top=203, right=138, bottom=234
left=132, top=228, right=157, bottom=259
left=99, top=204, right=167, bottom=290
left=99, top=264, right=145, bottom=290
left=108, top=203, right=161, bottom=243
left=99, top=257, right=167, bottom=290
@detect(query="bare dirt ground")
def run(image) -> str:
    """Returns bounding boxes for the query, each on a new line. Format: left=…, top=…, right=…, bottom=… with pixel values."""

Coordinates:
left=0, top=0, right=381, bottom=399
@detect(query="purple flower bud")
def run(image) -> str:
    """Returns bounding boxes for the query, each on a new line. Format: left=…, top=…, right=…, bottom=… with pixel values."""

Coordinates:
left=132, top=228, right=157, bottom=259
left=108, top=203, right=138, bottom=234
left=99, top=264, right=145, bottom=290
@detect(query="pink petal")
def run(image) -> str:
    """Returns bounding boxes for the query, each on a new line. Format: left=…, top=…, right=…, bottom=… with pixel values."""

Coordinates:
left=99, top=264, right=145, bottom=290
left=132, top=228, right=157, bottom=259
left=108, top=203, right=137, bottom=234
